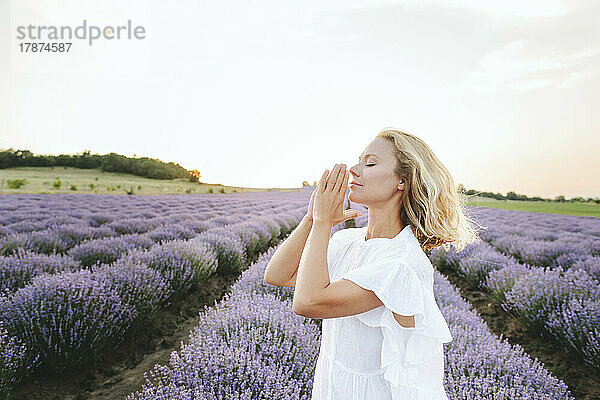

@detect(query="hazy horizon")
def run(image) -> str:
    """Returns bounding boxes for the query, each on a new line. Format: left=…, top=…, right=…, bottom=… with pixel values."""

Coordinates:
left=1, top=0, right=598, bottom=199
left=1, top=147, right=597, bottom=200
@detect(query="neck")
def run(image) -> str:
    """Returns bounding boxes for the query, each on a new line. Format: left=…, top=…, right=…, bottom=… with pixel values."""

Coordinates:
left=364, top=209, right=405, bottom=240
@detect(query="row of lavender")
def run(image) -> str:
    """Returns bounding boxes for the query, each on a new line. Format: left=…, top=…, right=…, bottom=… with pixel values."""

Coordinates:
left=429, top=207, right=600, bottom=371
left=0, top=190, right=314, bottom=400
left=473, top=207, right=600, bottom=276
left=127, top=231, right=574, bottom=400
left=0, top=192, right=318, bottom=292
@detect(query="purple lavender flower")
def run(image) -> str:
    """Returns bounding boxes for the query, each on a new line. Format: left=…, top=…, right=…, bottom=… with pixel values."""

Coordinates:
left=122, top=239, right=218, bottom=293
left=0, top=322, right=31, bottom=400
left=0, top=249, right=79, bottom=293
left=0, top=269, right=137, bottom=372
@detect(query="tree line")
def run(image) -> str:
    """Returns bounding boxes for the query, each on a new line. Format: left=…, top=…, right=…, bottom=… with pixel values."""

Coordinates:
left=456, top=184, right=599, bottom=204
left=0, top=149, right=201, bottom=182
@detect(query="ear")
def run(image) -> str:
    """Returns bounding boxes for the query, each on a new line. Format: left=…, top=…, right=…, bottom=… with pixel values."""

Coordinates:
left=397, top=179, right=405, bottom=191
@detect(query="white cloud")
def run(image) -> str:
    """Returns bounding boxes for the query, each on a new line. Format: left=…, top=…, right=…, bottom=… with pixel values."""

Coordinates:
left=466, top=39, right=600, bottom=93
left=331, top=0, right=579, bottom=18
left=558, top=67, right=600, bottom=89
left=428, top=0, right=577, bottom=18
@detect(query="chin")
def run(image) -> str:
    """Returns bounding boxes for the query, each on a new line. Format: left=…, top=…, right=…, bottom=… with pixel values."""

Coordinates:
left=348, top=192, right=362, bottom=204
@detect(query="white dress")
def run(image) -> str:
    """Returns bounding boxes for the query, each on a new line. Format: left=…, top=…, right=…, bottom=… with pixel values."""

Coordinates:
left=311, top=225, right=453, bottom=400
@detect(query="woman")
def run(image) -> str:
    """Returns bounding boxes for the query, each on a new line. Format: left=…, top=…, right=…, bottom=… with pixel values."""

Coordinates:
left=264, top=127, right=481, bottom=399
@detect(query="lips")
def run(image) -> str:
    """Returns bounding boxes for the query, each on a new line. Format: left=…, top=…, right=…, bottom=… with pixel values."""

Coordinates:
left=350, top=181, right=362, bottom=186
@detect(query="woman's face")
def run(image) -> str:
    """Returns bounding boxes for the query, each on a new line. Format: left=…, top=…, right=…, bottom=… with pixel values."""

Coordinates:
left=348, top=137, right=404, bottom=205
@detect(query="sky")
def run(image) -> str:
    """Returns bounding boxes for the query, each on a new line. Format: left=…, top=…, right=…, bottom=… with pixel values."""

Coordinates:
left=0, top=0, right=598, bottom=199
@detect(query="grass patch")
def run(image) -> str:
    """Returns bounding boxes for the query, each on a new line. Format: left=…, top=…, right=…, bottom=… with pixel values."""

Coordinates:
left=466, top=198, right=599, bottom=218
left=0, top=167, right=297, bottom=195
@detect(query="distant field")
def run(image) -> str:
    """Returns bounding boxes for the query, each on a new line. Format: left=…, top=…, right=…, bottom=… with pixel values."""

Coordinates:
left=1, top=167, right=596, bottom=218
left=464, top=196, right=599, bottom=218
left=0, top=167, right=301, bottom=195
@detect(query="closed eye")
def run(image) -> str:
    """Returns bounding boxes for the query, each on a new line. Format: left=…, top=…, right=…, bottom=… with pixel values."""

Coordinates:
left=366, top=164, right=375, bottom=167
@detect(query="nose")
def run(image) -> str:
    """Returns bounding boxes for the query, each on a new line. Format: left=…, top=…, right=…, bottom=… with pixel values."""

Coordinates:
left=349, top=165, right=359, bottom=178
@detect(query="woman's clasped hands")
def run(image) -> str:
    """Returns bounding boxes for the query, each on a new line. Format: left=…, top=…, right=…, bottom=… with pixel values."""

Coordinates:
left=310, top=163, right=362, bottom=227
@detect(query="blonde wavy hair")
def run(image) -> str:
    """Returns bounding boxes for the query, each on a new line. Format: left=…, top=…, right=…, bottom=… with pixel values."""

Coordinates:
left=375, top=127, right=484, bottom=252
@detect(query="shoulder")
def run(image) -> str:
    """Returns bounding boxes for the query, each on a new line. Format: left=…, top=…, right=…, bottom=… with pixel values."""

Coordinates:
left=365, top=250, right=432, bottom=288
left=327, top=227, right=363, bottom=269
left=387, top=228, right=433, bottom=275
left=402, top=252, right=434, bottom=287
left=330, top=227, right=363, bottom=244
left=331, top=226, right=363, bottom=238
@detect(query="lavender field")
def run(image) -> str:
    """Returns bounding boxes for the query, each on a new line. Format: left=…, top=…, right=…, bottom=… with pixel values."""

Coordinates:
left=429, top=207, right=600, bottom=374
left=0, top=191, right=598, bottom=399
left=0, top=190, right=313, bottom=399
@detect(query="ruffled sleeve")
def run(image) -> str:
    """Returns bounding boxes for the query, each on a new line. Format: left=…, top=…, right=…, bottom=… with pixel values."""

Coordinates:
left=341, top=258, right=453, bottom=396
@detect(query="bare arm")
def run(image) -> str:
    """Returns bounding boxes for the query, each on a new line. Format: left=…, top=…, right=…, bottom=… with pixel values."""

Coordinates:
left=263, top=215, right=313, bottom=287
